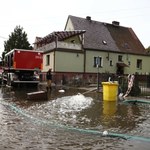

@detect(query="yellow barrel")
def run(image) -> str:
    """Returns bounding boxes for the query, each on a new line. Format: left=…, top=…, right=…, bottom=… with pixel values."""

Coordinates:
left=102, top=82, right=118, bottom=101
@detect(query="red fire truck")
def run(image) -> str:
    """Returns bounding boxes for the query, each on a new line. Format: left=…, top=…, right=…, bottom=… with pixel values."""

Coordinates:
left=2, top=49, right=43, bottom=86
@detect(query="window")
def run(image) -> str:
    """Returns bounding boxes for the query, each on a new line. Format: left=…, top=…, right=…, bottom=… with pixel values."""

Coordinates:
left=128, top=61, right=131, bottom=66
left=71, top=40, right=75, bottom=43
left=94, top=56, right=103, bottom=67
left=136, top=59, right=142, bottom=69
left=46, top=55, right=50, bottom=65
left=110, top=60, right=113, bottom=66
left=118, top=55, right=123, bottom=62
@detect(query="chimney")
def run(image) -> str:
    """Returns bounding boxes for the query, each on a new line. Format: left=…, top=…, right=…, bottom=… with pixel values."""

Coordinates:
left=112, top=21, right=120, bottom=26
left=86, top=16, right=91, bottom=21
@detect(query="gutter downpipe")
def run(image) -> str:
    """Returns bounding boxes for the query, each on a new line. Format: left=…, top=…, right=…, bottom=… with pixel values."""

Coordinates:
left=53, top=35, right=58, bottom=73
left=82, top=34, right=86, bottom=79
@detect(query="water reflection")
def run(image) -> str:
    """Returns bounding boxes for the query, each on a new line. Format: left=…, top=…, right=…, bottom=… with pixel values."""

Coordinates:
left=103, top=101, right=117, bottom=115
left=116, top=103, right=142, bottom=131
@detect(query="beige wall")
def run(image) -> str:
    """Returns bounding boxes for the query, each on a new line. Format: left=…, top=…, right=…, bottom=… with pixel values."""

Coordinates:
left=55, top=51, right=84, bottom=72
left=85, top=51, right=117, bottom=73
left=65, top=18, right=74, bottom=31
left=43, top=52, right=54, bottom=72
left=85, top=50, right=150, bottom=74
left=42, top=50, right=150, bottom=75
left=125, top=54, right=150, bottom=74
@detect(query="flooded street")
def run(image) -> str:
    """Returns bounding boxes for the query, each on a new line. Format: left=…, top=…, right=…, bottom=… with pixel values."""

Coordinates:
left=0, top=86, right=150, bottom=150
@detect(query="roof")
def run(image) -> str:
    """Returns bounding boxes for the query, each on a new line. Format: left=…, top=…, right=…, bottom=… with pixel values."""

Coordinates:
left=106, top=24, right=146, bottom=54
left=66, top=15, right=146, bottom=55
left=35, top=30, right=86, bottom=44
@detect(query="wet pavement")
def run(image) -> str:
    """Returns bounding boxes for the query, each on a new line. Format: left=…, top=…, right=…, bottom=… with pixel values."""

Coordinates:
left=0, top=85, right=150, bottom=149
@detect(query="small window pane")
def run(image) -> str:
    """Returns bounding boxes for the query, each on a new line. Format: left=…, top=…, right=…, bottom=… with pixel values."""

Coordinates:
left=118, top=55, right=123, bottom=62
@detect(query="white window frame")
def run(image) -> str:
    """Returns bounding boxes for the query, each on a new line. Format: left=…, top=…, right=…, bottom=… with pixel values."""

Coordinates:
left=94, top=56, right=103, bottom=68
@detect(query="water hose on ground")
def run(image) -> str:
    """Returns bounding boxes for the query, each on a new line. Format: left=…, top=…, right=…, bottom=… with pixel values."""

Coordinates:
left=0, top=100, right=150, bottom=142
left=123, top=99, right=150, bottom=104
left=82, top=87, right=97, bottom=95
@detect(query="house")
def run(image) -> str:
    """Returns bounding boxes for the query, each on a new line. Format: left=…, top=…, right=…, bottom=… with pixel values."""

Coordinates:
left=34, top=15, right=150, bottom=84
left=34, top=30, right=86, bottom=83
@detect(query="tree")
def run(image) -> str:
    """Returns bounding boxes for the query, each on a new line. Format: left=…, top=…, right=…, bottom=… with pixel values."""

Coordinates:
left=146, top=46, right=150, bottom=50
left=146, top=46, right=150, bottom=54
left=2, top=25, right=33, bottom=58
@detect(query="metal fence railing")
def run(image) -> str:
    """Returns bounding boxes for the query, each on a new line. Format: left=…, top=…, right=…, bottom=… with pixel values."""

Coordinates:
left=119, top=75, right=150, bottom=97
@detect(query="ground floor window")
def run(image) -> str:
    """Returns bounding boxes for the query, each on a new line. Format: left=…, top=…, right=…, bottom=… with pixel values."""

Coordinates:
left=94, top=56, right=103, bottom=67
left=136, top=59, right=142, bottom=69
left=46, top=55, right=50, bottom=65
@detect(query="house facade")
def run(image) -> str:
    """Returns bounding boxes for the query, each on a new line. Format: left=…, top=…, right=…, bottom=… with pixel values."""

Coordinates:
left=34, top=15, right=150, bottom=84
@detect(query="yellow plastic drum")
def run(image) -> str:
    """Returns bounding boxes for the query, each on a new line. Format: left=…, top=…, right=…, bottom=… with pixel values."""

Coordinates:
left=102, top=82, right=118, bottom=101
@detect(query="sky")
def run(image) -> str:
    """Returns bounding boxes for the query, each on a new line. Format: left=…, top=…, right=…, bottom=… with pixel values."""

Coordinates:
left=0, top=0, right=150, bottom=55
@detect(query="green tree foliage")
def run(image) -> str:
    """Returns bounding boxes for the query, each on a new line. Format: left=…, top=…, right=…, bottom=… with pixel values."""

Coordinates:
left=2, top=25, right=32, bottom=58
left=146, top=46, right=150, bottom=51
left=146, top=46, right=150, bottom=54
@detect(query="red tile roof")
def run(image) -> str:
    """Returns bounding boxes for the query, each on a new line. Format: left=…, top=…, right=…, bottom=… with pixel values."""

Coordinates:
left=35, top=30, right=86, bottom=44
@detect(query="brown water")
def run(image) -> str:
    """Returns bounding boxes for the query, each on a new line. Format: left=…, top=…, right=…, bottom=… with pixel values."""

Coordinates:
left=0, top=86, right=150, bottom=150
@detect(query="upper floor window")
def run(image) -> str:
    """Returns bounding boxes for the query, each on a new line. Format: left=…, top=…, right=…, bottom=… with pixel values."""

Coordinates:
left=71, top=40, right=75, bottom=43
left=118, top=55, right=123, bottom=62
left=94, top=56, right=103, bottom=68
left=137, top=59, right=142, bottom=69
left=46, top=55, right=50, bottom=65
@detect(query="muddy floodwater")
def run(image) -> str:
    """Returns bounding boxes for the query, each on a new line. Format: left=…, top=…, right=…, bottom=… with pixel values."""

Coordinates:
left=0, top=86, right=150, bottom=150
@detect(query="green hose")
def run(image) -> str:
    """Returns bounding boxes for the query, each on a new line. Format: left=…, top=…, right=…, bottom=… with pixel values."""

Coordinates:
left=1, top=100, right=150, bottom=142
left=123, top=99, right=150, bottom=104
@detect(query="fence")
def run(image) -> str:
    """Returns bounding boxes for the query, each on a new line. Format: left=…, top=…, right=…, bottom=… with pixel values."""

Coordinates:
left=119, top=75, right=150, bottom=97
left=136, top=75, right=150, bottom=96
left=40, top=71, right=150, bottom=97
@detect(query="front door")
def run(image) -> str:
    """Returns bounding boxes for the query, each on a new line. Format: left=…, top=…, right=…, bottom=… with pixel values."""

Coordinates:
left=117, top=66, right=124, bottom=75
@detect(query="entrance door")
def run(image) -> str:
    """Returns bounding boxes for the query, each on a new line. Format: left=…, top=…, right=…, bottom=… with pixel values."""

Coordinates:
left=117, top=66, right=124, bottom=75
left=116, top=62, right=128, bottom=75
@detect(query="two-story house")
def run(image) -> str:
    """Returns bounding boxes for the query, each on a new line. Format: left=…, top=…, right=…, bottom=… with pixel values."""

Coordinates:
left=34, top=15, right=150, bottom=84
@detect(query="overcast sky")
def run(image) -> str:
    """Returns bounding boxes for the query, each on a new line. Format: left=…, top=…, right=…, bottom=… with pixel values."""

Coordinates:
left=0, top=0, right=149, bottom=55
